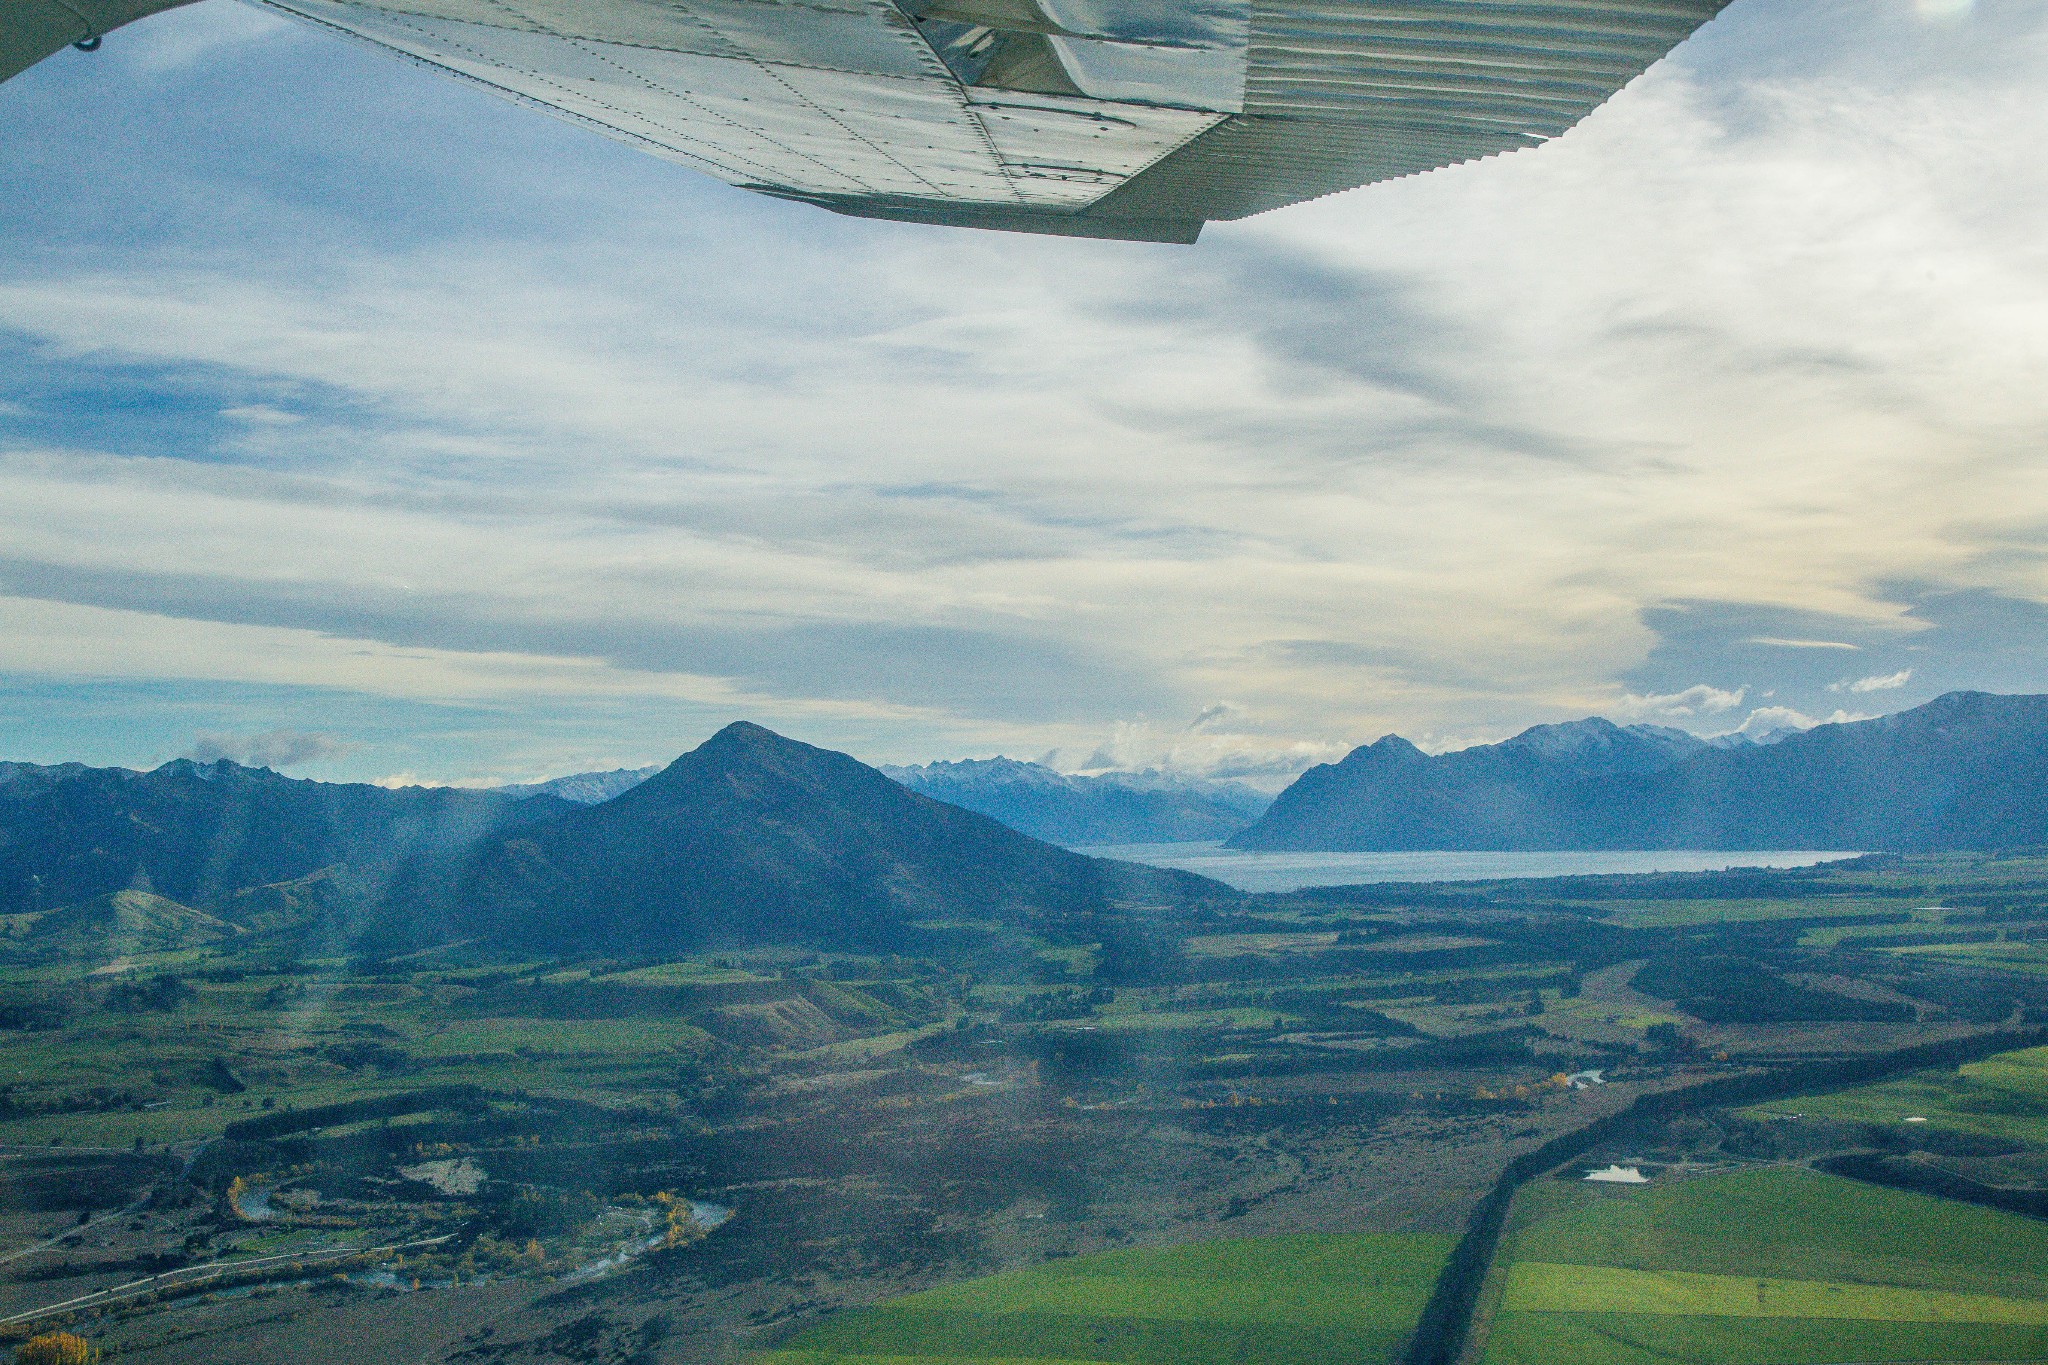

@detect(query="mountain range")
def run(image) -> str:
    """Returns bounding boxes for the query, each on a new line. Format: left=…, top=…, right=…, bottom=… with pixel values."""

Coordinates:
left=881, top=758, right=1271, bottom=846
left=505, top=756, right=1272, bottom=846
left=0, top=756, right=569, bottom=919
left=0, top=725, right=1221, bottom=959
left=10, top=691, right=2048, bottom=961
left=1232, top=691, right=2048, bottom=852
left=495, top=765, right=662, bottom=805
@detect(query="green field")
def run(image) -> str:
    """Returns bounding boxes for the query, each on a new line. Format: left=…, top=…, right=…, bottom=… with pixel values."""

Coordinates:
left=1743, top=1045, right=2048, bottom=1147
left=1891, top=940, right=2048, bottom=977
left=1595, top=898, right=1917, bottom=930
left=756, top=1234, right=1452, bottom=1365
left=1478, top=1168, right=2048, bottom=1364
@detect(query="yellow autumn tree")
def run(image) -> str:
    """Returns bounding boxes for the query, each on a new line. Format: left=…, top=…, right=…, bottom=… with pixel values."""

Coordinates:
left=651, top=1191, right=701, bottom=1248
left=15, top=1331, right=101, bottom=1365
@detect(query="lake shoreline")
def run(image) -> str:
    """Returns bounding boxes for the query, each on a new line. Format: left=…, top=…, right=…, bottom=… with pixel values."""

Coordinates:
left=1074, top=843, right=1865, bottom=894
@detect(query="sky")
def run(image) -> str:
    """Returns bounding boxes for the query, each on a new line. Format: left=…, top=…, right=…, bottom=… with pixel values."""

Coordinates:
left=1, top=0, right=2046, bottom=788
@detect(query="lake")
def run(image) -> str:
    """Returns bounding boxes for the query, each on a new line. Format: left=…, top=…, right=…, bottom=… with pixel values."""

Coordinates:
left=1075, top=843, right=1864, bottom=894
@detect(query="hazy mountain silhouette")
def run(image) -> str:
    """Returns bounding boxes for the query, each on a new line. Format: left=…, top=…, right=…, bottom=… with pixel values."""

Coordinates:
left=0, top=725, right=1228, bottom=956
left=457, top=723, right=1221, bottom=952
left=883, top=757, right=1270, bottom=845
left=1231, top=693, right=2048, bottom=852
left=1230, top=718, right=1743, bottom=850
left=0, top=758, right=568, bottom=922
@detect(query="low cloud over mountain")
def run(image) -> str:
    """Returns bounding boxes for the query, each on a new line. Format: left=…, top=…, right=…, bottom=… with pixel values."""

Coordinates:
left=883, top=759, right=1271, bottom=846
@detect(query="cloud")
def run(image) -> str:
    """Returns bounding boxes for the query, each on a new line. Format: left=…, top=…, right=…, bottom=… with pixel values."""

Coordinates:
left=1197, top=746, right=1349, bottom=782
left=219, top=405, right=304, bottom=427
left=1730, top=705, right=1816, bottom=736
left=1616, top=684, right=1749, bottom=720
left=1917, top=0, right=1976, bottom=22
left=1, top=0, right=2047, bottom=781
left=1056, top=715, right=1343, bottom=788
left=181, top=728, right=353, bottom=769
left=1745, top=637, right=1862, bottom=650
left=1834, top=668, right=1914, bottom=693
left=1726, top=704, right=1876, bottom=737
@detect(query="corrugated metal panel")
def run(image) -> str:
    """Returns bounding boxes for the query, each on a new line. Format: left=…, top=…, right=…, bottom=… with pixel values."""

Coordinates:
left=1244, top=0, right=1723, bottom=130
left=1088, top=0, right=1730, bottom=227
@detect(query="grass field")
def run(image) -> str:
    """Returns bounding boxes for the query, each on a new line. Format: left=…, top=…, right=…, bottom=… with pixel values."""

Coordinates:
left=755, top=1234, right=1453, bottom=1365
left=1891, top=940, right=2048, bottom=977
left=1742, top=1045, right=2048, bottom=1147
left=1594, top=899, right=1919, bottom=930
left=1478, top=1168, right=2048, bottom=1364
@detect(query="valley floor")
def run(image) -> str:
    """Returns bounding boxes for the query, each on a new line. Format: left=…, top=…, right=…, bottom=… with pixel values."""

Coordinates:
left=7, top=853, right=2048, bottom=1362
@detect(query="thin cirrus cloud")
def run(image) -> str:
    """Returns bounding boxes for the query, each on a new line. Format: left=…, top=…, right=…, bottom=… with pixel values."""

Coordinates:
left=0, top=0, right=2045, bottom=784
left=1745, top=638, right=1862, bottom=651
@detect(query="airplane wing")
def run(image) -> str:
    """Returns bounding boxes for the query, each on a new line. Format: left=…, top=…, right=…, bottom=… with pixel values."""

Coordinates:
left=6, top=0, right=1734, bottom=242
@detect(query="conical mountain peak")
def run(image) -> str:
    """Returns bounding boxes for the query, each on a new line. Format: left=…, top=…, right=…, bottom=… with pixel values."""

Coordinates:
left=458, top=724, right=1219, bottom=952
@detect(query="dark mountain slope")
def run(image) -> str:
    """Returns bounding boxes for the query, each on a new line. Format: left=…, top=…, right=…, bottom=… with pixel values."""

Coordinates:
left=1231, top=693, right=2048, bottom=853
left=883, top=757, right=1270, bottom=845
left=1595, top=691, right=2048, bottom=850
left=458, top=723, right=1222, bottom=952
left=0, top=759, right=572, bottom=921
left=1231, top=718, right=1738, bottom=851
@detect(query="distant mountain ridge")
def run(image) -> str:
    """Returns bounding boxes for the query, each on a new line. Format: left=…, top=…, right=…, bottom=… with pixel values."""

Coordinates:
left=1230, top=717, right=1749, bottom=851
left=0, top=757, right=569, bottom=920
left=882, top=757, right=1271, bottom=845
left=1231, top=693, right=2048, bottom=852
left=495, top=766, right=661, bottom=805
left=0, top=726, right=1226, bottom=959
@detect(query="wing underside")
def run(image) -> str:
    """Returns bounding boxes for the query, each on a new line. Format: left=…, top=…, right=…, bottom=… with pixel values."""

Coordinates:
left=6, top=0, right=1735, bottom=241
